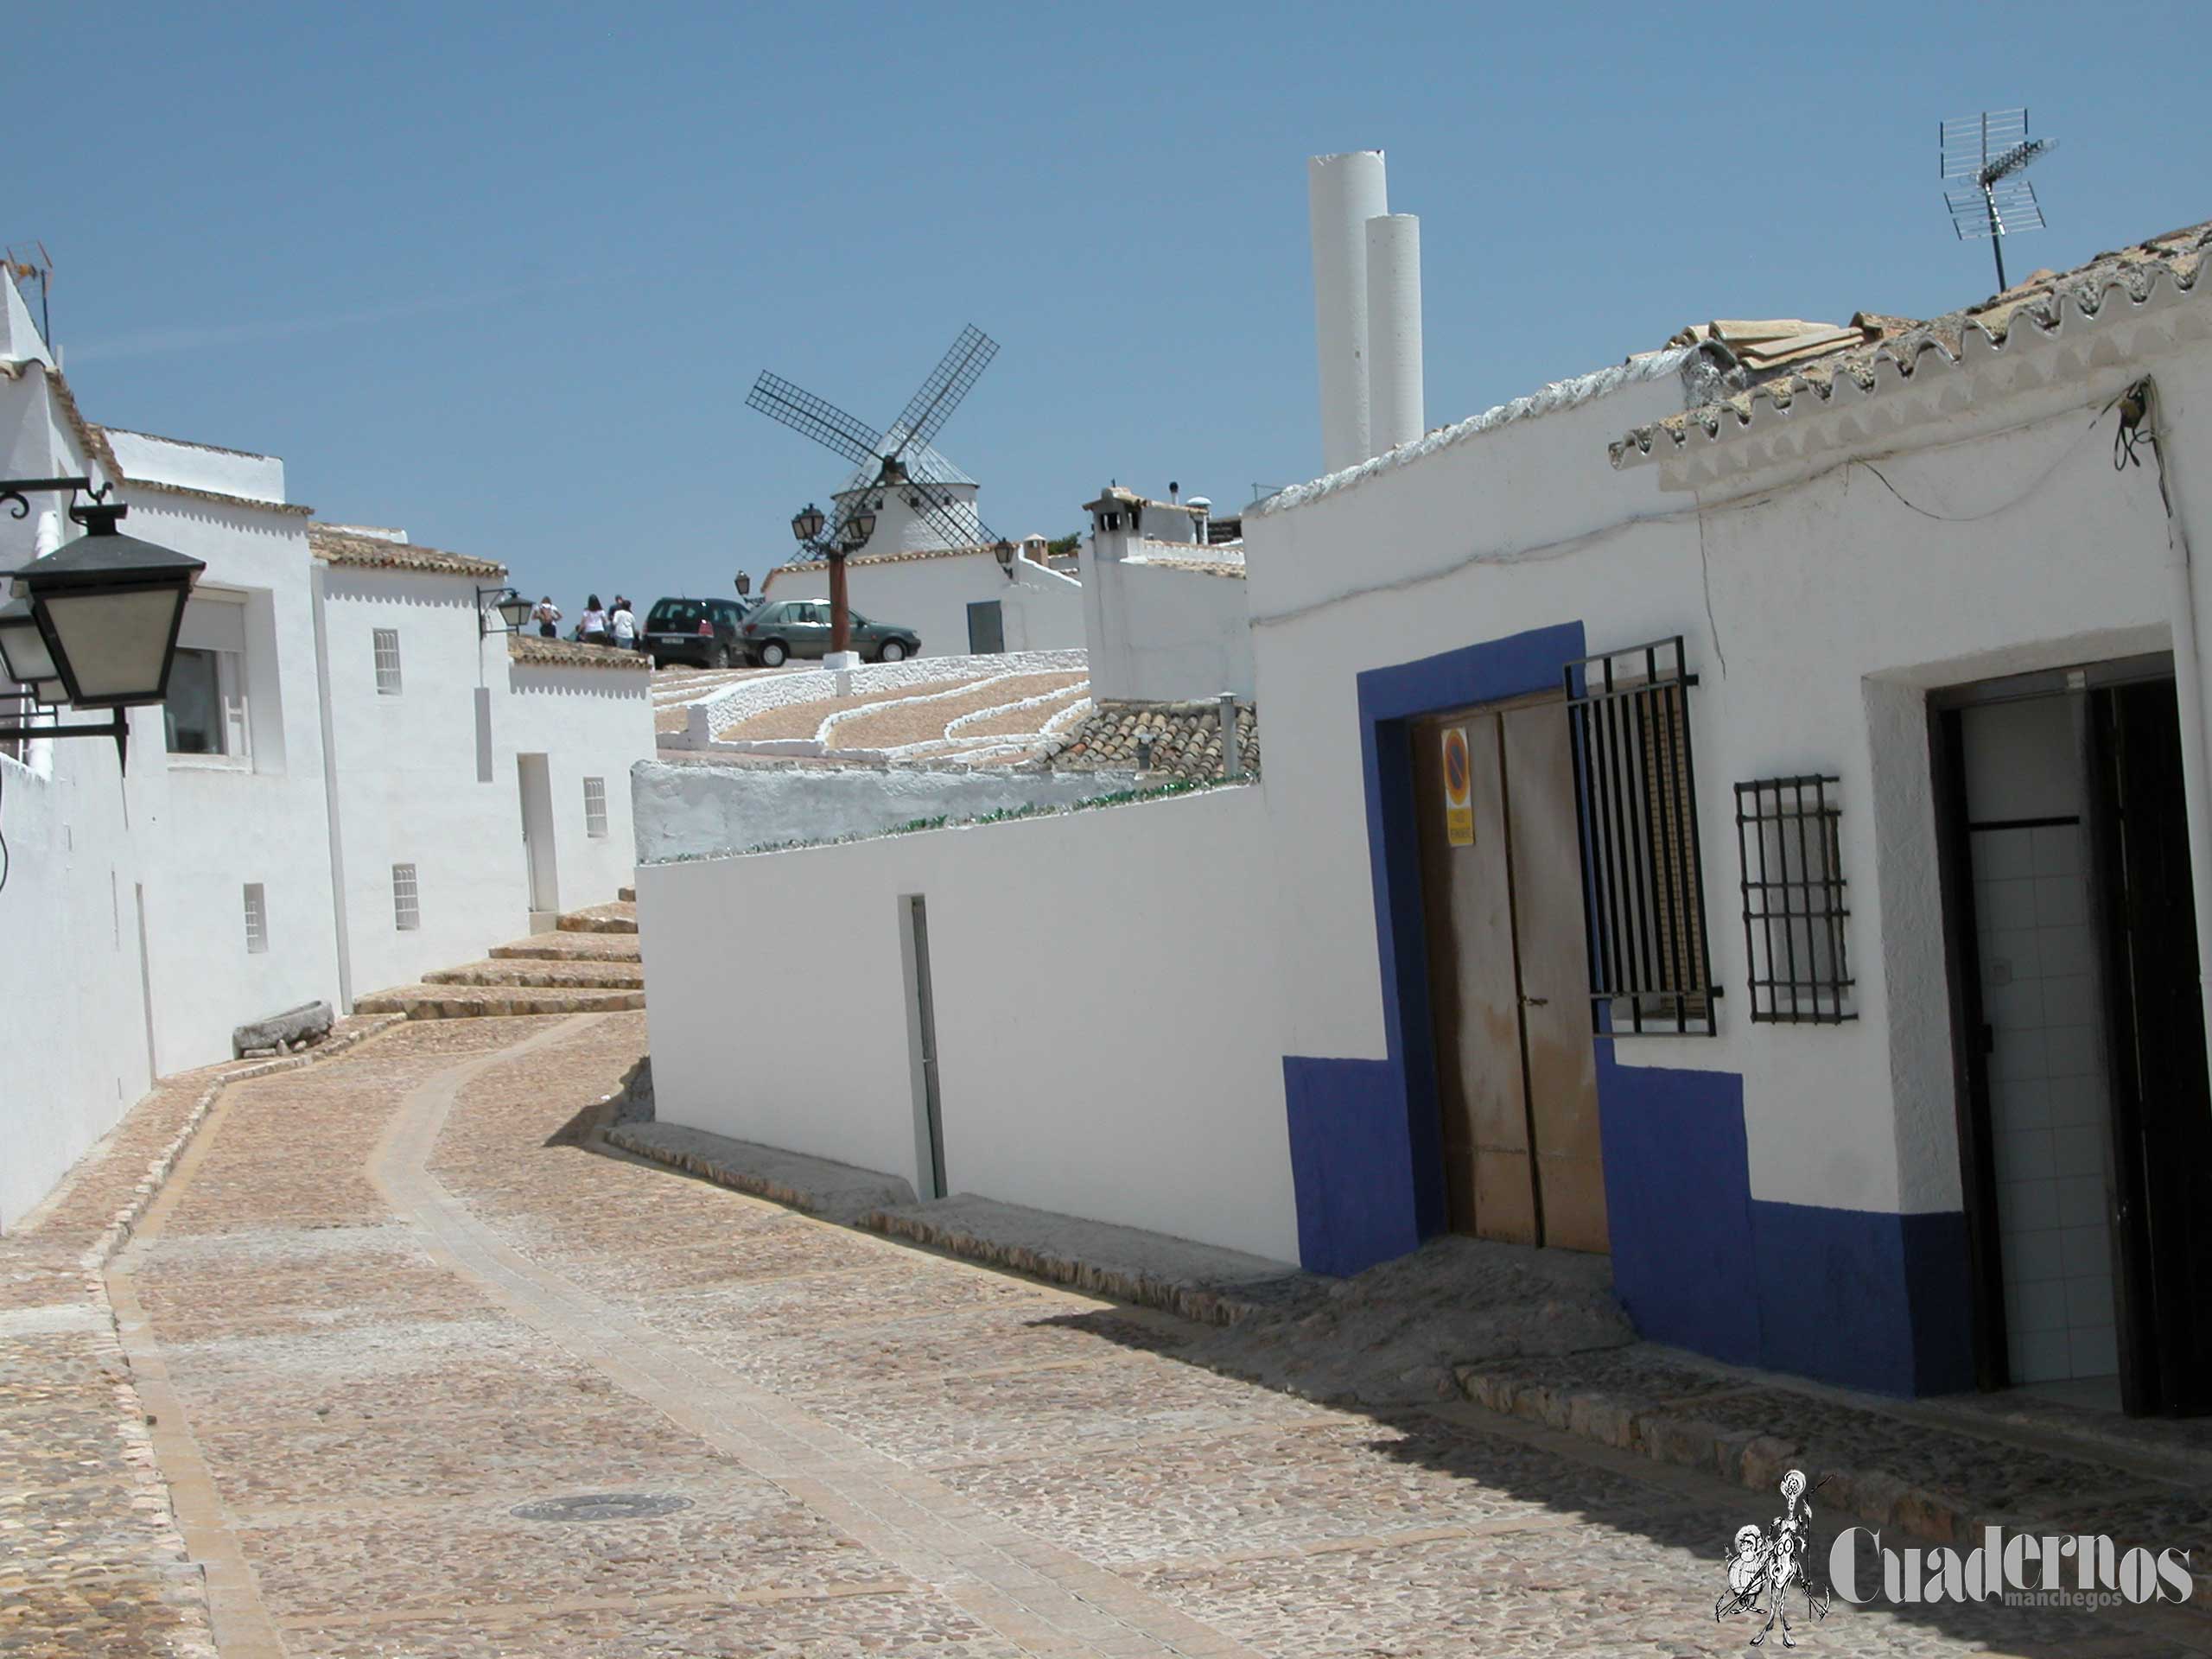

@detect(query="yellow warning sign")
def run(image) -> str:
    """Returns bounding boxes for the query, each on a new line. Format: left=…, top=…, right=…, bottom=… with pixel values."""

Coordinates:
left=1441, top=725, right=1474, bottom=846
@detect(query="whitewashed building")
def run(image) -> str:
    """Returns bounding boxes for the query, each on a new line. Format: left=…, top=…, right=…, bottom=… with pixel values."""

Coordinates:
left=0, top=270, right=652, bottom=1227
left=759, top=541, right=1086, bottom=659
left=640, top=206, right=2212, bottom=1414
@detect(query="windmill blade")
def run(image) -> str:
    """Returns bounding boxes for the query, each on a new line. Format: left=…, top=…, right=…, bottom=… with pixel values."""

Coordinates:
left=746, top=372, right=885, bottom=467
left=885, top=325, right=998, bottom=460
left=906, top=474, right=996, bottom=550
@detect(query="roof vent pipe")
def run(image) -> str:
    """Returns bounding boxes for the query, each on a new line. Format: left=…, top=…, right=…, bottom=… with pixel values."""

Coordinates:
left=1364, top=213, right=1424, bottom=454
left=1308, top=150, right=1389, bottom=474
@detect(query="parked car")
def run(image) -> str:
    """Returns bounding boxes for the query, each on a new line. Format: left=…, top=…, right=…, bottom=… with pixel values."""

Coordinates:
left=740, top=601, right=921, bottom=667
left=642, top=595, right=751, bottom=669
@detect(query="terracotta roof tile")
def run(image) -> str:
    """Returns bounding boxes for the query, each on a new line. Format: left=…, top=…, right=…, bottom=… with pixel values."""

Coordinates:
left=507, top=634, right=651, bottom=672
left=309, top=524, right=506, bottom=578
left=1616, top=220, right=2212, bottom=467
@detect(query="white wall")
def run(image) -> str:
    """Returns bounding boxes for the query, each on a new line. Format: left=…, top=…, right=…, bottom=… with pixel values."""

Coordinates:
left=321, top=567, right=528, bottom=993
left=632, top=758, right=1140, bottom=861
left=1083, top=524, right=1255, bottom=702
left=504, top=659, right=652, bottom=912
left=0, top=365, right=156, bottom=1229
left=762, top=550, right=1085, bottom=658
left=1244, top=330, right=2212, bottom=1223
left=639, top=785, right=1300, bottom=1262
left=132, top=495, right=341, bottom=1071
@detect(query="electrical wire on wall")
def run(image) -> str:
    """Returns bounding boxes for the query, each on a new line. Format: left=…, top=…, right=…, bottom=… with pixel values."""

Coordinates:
left=1852, top=386, right=2139, bottom=524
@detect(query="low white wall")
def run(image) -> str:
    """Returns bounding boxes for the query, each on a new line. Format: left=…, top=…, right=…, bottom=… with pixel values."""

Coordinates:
left=639, top=785, right=1298, bottom=1261
left=632, top=758, right=1140, bottom=861
left=1084, top=525, right=1255, bottom=702
left=685, top=648, right=1087, bottom=741
left=762, top=552, right=1086, bottom=658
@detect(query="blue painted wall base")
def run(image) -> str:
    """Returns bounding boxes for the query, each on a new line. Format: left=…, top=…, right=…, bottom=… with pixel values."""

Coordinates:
left=1279, top=617, right=1978, bottom=1400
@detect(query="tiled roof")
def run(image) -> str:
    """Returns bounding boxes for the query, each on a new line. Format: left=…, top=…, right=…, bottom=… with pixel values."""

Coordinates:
left=309, top=524, right=507, bottom=578
left=1614, top=221, right=2212, bottom=469
left=1126, top=555, right=1247, bottom=580
left=507, top=634, right=651, bottom=672
left=88, top=421, right=315, bottom=516
left=765, top=543, right=998, bottom=580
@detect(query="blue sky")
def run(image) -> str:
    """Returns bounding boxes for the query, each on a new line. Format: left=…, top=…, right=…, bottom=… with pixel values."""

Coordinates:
left=18, top=1, right=2207, bottom=609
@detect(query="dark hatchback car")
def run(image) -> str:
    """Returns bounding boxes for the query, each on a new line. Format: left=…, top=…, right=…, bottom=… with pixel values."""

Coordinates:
left=643, top=596, right=753, bottom=669
left=740, top=601, right=921, bottom=667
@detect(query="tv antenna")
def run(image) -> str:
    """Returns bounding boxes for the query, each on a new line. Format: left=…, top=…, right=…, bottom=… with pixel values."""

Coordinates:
left=1941, top=108, right=2056, bottom=294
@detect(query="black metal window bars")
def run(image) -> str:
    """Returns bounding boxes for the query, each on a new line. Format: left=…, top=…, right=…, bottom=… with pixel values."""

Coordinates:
left=1733, top=775, right=1855, bottom=1024
left=1564, top=636, right=1719, bottom=1036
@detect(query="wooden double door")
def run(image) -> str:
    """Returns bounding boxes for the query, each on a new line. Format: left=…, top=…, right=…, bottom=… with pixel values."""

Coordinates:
left=1411, top=696, right=1609, bottom=1252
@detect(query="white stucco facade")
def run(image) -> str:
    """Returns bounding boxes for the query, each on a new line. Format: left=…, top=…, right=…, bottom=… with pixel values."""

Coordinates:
left=760, top=547, right=1085, bottom=658
left=639, top=785, right=1299, bottom=1262
left=1080, top=517, right=1253, bottom=702
left=0, top=269, right=655, bottom=1224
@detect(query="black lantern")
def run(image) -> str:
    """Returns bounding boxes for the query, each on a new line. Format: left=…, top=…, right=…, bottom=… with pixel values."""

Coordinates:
left=0, top=596, right=60, bottom=686
left=993, top=537, right=1016, bottom=579
left=476, top=585, right=534, bottom=638
left=791, top=503, right=826, bottom=543
left=734, top=571, right=753, bottom=598
left=10, top=501, right=205, bottom=709
left=842, top=505, right=876, bottom=551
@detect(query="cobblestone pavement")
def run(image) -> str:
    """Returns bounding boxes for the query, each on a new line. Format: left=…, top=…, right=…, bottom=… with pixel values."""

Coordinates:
left=33, top=1013, right=2207, bottom=1656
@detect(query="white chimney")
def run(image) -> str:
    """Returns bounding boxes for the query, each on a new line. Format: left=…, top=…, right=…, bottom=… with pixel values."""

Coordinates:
left=1364, top=213, right=1424, bottom=454
left=1307, top=150, right=1389, bottom=474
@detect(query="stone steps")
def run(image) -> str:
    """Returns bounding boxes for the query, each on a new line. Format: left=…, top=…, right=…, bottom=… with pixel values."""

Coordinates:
left=353, top=983, right=645, bottom=1020
left=423, top=958, right=645, bottom=990
left=558, top=901, right=639, bottom=935
left=488, top=932, right=642, bottom=963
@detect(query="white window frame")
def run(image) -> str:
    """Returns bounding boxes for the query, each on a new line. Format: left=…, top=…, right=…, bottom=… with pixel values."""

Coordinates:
left=373, top=628, right=403, bottom=696
left=166, top=594, right=253, bottom=768
left=243, top=883, right=268, bottom=954
left=392, top=862, right=420, bottom=931
left=583, top=776, right=608, bottom=839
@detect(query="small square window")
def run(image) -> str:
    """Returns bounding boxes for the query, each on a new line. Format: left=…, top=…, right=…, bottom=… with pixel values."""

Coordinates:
left=243, top=883, right=268, bottom=954
left=583, top=776, right=608, bottom=839
left=392, top=862, right=419, bottom=931
left=1734, top=775, right=1855, bottom=1023
left=373, top=629, right=403, bottom=696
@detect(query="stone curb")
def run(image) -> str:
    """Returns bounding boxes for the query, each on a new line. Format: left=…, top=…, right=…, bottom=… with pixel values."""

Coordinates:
left=856, top=1207, right=1300, bottom=1328
left=601, top=1122, right=915, bottom=1224
left=1457, top=1363, right=1993, bottom=1547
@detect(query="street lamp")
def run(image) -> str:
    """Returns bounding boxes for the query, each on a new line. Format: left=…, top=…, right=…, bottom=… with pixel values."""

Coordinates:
left=0, top=482, right=206, bottom=766
left=993, top=537, right=1016, bottom=580
left=842, top=505, right=876, bottom=551
left=475, top=585, right=534, bottom=639
left=790, top=503, right=825, bottom=544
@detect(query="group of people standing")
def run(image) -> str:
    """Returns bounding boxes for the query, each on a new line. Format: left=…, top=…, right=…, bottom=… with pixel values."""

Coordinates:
left=530, top=594, right=645, bottom=651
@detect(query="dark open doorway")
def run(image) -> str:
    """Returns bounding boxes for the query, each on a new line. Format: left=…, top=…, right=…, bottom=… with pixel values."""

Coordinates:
left=1933, top=658, right=2210, bottom=1416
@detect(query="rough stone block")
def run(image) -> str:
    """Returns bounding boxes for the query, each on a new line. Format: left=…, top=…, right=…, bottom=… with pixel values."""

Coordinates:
left=231, top=1001, right=332, bottom=1059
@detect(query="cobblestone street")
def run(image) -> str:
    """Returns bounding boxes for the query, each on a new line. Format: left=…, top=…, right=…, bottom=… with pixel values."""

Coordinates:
left=10, top=1013, right=2209, bottom=1656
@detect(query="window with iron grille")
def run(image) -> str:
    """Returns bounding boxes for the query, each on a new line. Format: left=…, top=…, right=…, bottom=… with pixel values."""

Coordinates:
left=1563, top=635, right=1719, bottom=1036
left=243, top=883, right=268, bottom=954
left=391, top=862, right=419, bottom=931
left=583, top=776, right=608, bottom=838
left=1734, top=775, right=1854, bottom=1023
left=373, top=628, right=403, bottom=696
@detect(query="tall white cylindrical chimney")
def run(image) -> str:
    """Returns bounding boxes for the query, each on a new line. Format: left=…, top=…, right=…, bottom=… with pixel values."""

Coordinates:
left=1307, top=150, right=1389, bottom=475
left=1364, top=213, right=1424, bottom=455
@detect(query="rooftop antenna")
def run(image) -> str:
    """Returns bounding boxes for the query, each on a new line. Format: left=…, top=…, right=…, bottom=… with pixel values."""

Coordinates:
left=3, top=242, right=54, bottom=346
left=1941, top=108, right=2056, bottom=294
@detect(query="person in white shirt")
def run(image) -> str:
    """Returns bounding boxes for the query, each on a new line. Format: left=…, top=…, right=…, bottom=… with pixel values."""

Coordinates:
left=532, top=595, right=562, bottom=638
left=610, top=600, right=637, bottom=650
left=578, top=595, right=608, bottom=645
